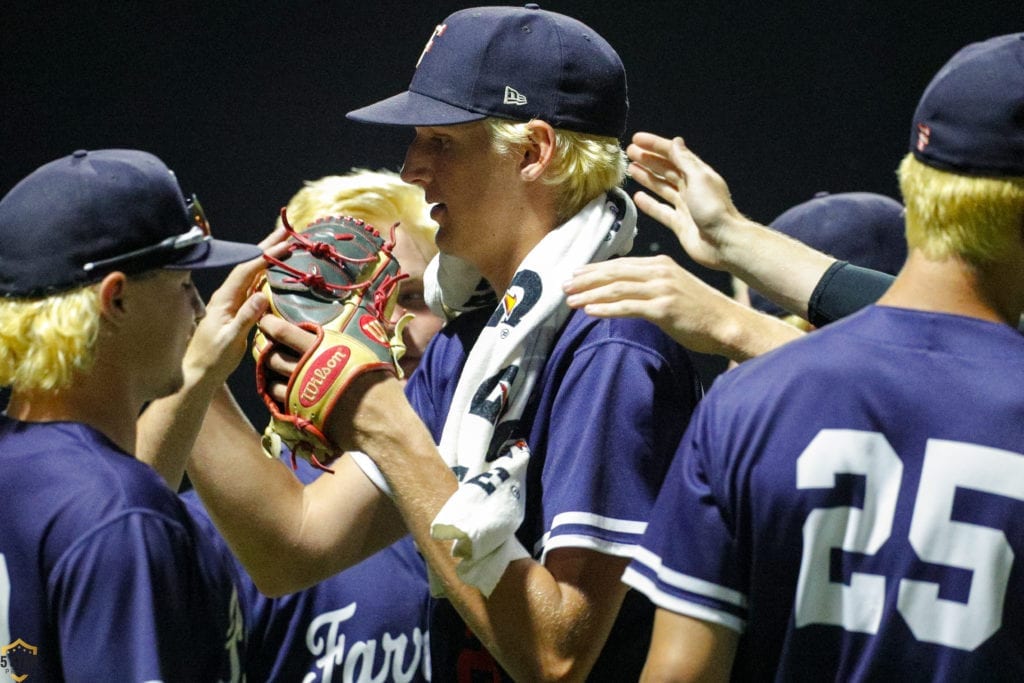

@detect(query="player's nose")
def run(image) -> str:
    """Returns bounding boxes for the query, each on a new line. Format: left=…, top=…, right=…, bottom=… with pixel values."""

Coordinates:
left=400, top=136, right=432, bottom=187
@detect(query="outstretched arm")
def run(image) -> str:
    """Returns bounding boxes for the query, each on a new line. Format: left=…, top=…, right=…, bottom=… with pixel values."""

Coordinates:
left=140, top=226, right=406, bottom=594
left=564, top=255, right=803, bottom=362
left=627, top=132, right=836, bottom=319
left=256, top=317, right=648, bottom=681
left=184, top=381, right=406, bottom=596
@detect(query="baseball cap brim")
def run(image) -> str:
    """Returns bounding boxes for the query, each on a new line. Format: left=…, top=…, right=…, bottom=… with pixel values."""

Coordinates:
left=164, top=238, right=263, bottom=271
left=346, top=90, right=486, bottom=128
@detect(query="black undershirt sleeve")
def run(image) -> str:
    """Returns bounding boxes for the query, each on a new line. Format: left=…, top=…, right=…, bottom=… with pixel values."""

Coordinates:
left=807, top=261, right=895, bottom=328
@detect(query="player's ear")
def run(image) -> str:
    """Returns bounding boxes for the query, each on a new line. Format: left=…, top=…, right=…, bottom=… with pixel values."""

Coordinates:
left=520, top=120, right=556, bottom=182
left=97, top=272, right=128, bottom=322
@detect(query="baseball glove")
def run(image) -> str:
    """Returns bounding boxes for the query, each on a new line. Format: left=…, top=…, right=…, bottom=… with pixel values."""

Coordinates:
left=251, top=210, right=410, bottom=472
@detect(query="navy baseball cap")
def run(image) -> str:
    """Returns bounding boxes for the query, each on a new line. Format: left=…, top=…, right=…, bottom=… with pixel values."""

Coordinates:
left=346, top=4, right=628, bottom=138
left=0, top=149, right=263, bottom=297
left=749, top=192, right=907, bottom=316
left=911, top=33, right=1024, bottom=177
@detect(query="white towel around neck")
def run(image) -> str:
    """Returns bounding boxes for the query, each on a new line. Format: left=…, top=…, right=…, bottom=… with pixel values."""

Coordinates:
left=427, top=188, right=636, bottom=596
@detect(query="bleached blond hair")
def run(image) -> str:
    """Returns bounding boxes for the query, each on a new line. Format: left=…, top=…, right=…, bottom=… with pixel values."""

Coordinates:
left=0, top=286, right=102, bottom=391
left=485, top=118, right=627, bottom=223
left=899, top=154, right=1024, bottom=264
left=277, top=169, right=437, bottom=256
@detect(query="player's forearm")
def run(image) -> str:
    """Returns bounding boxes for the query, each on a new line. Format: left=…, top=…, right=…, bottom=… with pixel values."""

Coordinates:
left=384, top=465, right=614, bottom=680
left=184, top=386, right=308, bottom=589
left=713, top=304, right=806, bottom=362
left=136, top=376, right=223, bottom=490
left=420, top=536, right=617, bottom=681
left=715, top=214, right=836, bottom=319
left=640, top=609, right=738, bottom=683
left=654, top=278, right=806, bottom=362
left=181, top=387, right=334, bottom=593
left=346, top=383, right=621, bottom=681
left=188, top=386, right=405, bottom=595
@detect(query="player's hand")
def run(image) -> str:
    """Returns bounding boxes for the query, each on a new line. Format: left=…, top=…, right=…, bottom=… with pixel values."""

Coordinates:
left=627, top=133, right=743, bottom=271
left=181, top=257, right=268, bottom=391
left=253, top=314, right=313, bottom=405
left=255, top=313, right=408, bottom=454
left=565, top=255, right=747, bottom=356
left=565, top=255, right=806, bottom=362
left=254, top=314, right=400, bottom=415
left=180, top=229, right=288, bottom=391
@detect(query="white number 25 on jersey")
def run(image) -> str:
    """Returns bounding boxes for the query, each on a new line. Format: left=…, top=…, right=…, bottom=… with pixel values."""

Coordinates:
left=794, top=429, right=1023, bottom=651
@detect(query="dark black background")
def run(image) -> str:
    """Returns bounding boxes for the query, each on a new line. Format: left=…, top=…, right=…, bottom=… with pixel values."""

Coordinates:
left=3, top=1, right=1020, bottom=423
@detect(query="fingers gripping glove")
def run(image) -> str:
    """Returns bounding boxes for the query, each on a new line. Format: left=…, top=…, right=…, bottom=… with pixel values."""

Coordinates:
left=252, top=210, right=411, bottom=472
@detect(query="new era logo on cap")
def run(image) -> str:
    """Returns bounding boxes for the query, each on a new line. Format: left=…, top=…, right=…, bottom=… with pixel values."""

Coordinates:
left=347, top=5, right=628, bottom=138
left=504, top=86, right=527, bottom=106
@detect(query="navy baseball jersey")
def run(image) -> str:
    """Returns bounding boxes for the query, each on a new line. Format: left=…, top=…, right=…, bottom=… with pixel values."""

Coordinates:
left=625, top=306, right=1024, bottom=680
left=0, top=417, right=244, bottom=682
left=181, top=455, right=432, bottom=682
left=407, top=305, right=702, bottom=680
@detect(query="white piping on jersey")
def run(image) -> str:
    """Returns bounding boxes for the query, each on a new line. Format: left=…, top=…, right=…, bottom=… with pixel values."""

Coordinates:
left=533, top=511, right=648, bottom=556
left=631, top=546, right=748, bottom=609
left=539, top=535, right=640, bottom=564
left=622, top=565, right=747, bottom=634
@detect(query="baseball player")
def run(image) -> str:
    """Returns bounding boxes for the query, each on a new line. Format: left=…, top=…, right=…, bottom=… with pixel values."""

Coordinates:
left=624, top=33, right=1024, bottom=679
left=0, top=149, right=267, bottom=680
left=180, top=169, right=438, bottom=682
left=335, top=6, right=701, bottom=679
left=176, top=5, right=702, bottom=680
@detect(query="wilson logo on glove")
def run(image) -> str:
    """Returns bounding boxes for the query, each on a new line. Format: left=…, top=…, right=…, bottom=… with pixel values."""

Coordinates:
left=298, top=346, right=351, bottom=407
left=359, top=315, right=390, bottom=347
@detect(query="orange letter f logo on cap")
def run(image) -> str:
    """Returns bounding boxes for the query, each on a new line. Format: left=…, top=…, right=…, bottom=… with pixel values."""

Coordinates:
left=416, top=23, right=448, bottom=68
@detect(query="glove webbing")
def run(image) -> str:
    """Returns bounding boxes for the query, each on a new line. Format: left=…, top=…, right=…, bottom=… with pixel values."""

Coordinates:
left=264, top=210, right=407, bottom=303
